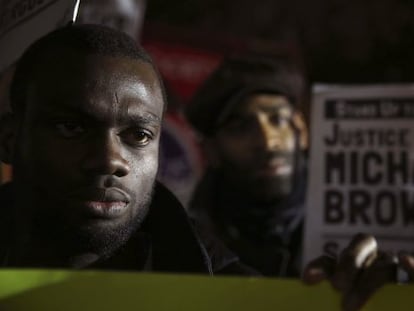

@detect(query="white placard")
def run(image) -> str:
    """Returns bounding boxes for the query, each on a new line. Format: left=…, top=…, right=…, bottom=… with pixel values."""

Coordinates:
left=303, top=84, right=414, bottom=266
left=0, top=0, right=80, bottom=73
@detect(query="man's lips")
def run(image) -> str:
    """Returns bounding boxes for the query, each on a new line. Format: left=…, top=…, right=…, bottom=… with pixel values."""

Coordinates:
left=68, top=188, right=131, bottom=219
left=69, top=187, right=130, bottom=202
left=80, top=200, right=129, bottom=219
left=256, top=158, right=293, bottom=177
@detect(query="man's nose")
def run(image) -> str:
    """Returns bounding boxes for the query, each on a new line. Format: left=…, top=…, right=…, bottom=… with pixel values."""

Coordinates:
left=256, top=116, right=282, bottom=151
left=81, top=132, right=130, bottom=177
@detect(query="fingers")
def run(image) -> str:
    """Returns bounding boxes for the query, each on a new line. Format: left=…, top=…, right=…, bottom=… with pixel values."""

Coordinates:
left=304, top=233, right=399, bottom=311
left=398, top=252, right=414, bottom=280
left=302, top=255, right=336, bottom=285
left=341, top=252, right=397, bottom=311
left=331, top=233, right=378, bottom=292
left=303, top=234, right=378, bottom=288
left=344, top=233, right=378, bottom=268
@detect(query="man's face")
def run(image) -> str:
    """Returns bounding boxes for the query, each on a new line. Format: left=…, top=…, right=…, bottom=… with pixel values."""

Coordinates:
left=13, top=51, right=164, bottom=255
left=212, top=94, right=298, bottom=203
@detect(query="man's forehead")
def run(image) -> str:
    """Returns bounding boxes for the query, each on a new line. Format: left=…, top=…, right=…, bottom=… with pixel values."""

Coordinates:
left=238, top=93, right=293, bottom=115
left=36, top=98, right=162, bottom=122
left=27, top=52, right=164, bottom=119
left=33, top=49, right=158, bottom=92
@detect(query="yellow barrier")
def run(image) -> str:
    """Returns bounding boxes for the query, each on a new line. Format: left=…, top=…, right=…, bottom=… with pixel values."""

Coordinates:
left=0, top=270, right=412, bottom=310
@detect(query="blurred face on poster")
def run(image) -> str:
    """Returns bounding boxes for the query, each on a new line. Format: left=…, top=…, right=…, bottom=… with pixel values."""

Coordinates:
left=210, top=93, right=306, bottom=203
left=77, top=0, right=146, bottom=40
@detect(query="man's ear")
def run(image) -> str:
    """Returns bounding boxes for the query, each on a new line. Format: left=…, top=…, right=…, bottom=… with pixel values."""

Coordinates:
left=202, top=137, right=221, bottom=169
left=0, top=113, right=17, bottom=164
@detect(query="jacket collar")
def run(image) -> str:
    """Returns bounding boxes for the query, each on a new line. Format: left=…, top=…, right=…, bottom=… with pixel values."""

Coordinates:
left=142, top=182, right=212, bottom=274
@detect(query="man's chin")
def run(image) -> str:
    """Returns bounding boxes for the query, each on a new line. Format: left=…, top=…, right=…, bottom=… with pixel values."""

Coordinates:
left=74, top=220, right=139, bottom=259
left=249, top=176, right=293, bottom=202
left=31, top=198, right=150, bottom=260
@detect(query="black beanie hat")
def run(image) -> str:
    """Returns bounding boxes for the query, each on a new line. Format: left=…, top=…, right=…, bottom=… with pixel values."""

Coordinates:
left=185, top=55, right=305, bottom=136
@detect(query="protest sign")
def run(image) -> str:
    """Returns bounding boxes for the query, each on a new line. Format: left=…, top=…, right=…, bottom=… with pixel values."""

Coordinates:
left=0, top=269, right=413, bottom=310
left=304, top=84, right=414, bottom=265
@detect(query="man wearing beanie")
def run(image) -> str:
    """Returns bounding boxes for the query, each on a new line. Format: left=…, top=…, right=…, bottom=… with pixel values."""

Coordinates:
left=186, top=56, right=308, bottom=277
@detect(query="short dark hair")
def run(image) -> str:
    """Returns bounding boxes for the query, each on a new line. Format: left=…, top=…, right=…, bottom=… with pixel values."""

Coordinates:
left=10, top=24, right=166, bottom=114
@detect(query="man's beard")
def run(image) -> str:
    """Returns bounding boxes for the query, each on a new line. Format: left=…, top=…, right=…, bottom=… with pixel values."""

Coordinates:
left=69, top=191, right=152, bottom=260
left=219, top=151, right=296, bottom=204
left=29, top=185, right=154, bottom=262
left=11, top=147, right=156, bottom=264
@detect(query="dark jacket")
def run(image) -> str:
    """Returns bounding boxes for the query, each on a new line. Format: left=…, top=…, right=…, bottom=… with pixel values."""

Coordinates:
left=0, top=182, right=254, bottom=275
left=188, top=169, right=306, bottom=278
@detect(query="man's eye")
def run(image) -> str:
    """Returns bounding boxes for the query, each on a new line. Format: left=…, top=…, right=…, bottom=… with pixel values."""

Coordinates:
left=54, top=122, right=85, bottom=138
left=122, top=129, right=153, bottom=147
left=269, top=114, right=290, bottom=126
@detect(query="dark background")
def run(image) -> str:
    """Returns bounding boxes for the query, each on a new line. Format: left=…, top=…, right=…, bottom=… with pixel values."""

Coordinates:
left=145, top=0, right=414, bottom=84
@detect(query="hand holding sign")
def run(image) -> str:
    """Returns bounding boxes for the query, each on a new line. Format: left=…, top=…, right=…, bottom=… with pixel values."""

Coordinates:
left=303, top=233, right=398, bottom=311
left=398, top=251, right=414, bottom=281
left=304, top=85, right=414, bottom=274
